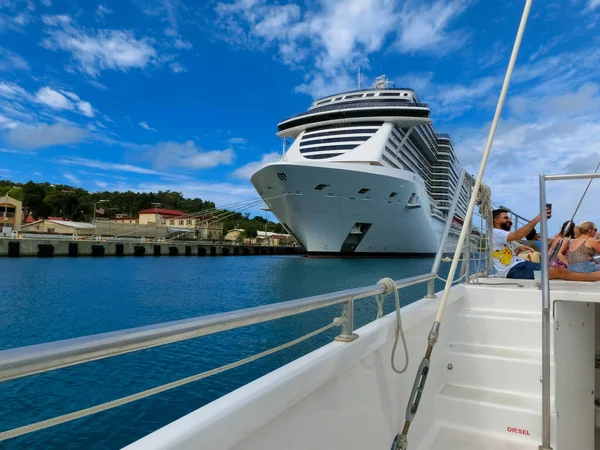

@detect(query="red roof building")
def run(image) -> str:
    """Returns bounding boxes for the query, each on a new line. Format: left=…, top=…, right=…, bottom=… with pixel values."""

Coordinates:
left=138, top=208, right=186, bottom=217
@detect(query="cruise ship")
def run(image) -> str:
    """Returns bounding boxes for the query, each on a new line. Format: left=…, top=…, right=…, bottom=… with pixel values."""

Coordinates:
left=251, top=75, right=468, bottom=256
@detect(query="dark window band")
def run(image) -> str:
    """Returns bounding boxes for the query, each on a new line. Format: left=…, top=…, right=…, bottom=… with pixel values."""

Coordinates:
left=300, top=144, right=359, bottom=153
left=302, top=128, right=378, bottom=139
left=304, top=153, right=344, bottom=159
left=300, top=135, right=370, bottom=146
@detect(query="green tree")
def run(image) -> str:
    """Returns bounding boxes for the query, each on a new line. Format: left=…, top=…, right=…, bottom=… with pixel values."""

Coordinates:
left=22, top=181, right=51, bottom=218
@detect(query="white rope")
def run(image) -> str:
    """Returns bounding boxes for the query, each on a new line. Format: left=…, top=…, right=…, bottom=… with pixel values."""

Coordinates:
left=0, top=317, right=344, bottom=441
left=375, top=293, right=385, bottom=319
left=378, top=278, right=409, bottom=374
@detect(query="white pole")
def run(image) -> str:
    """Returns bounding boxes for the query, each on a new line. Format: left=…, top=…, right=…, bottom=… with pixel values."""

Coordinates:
left=434, top=0, right=532, bottom=324
left=358, top=68, right=361, bottom=90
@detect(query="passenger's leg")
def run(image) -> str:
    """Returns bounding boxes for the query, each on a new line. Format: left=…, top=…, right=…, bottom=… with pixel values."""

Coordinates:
left=549, top=267, right=600, bottom=281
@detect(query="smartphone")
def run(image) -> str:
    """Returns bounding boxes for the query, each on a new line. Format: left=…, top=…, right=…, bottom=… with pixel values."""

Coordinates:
left=546, top=203, right=552, bottom=210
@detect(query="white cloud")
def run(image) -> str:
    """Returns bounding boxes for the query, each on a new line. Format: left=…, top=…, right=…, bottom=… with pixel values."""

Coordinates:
left=41, top=0, right=52, bottom=6
left=227, top=137, right=247, bottom=145
left=96, top=180, right=108, bottom=188
left=139, top=121, right=157, bottom=132
left=34, top=86, right=95, bottom=118
left=0, top=114, right=18, bottom=129
left=0, top=81, right=29, bottom=98
left=4, top=123, right=89, bottom=149
left=395, top=0, right=468, bottom=54
left=0, top=46, right=30, bottom=71
left=170, top=62, right=186, bottom=73
left=35, top=87, right=73, bottom=110
left=55, top=156, right=168, bottom=176
left=295, top=70, right=356, bottom=99
left=42, top=15, right=158, bottom=77
left=0, top=1, right=35, bottom=33
left=215, top=0, right=471, bottom=98
left=173, top=39, right=192, bottom=49
left=145, top=140, right=236, bottom=169
left=587, top=0, right=600, bottom=10
left=95, top=5, right=112, bottom=19
left=63, top=173, right=80, bottom=184
left=77, top=101, right=94, bottom=118
left=232, top=152, right=281, bottom=179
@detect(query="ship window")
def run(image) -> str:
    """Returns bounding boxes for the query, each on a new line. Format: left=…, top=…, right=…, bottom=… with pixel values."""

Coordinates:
left=335, top=97, right=342, bottom=100
left=346, top=94, right=363, bottom=99
left=358, top=188, right=370, bottom=194
left=365, top=93, right=375, bottom=97
left=316, top=99, right=331, bottom=106
left=404, top=93, right=409, bottom=96
left=315, top=184, right=329, bottom=190
left=390, top=192, right=398, bottom=198
left=380, top=93, right=401, bottom=96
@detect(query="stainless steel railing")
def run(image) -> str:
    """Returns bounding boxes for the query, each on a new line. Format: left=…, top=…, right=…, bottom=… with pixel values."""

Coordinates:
left=538, top=171, right=600, bottom=450
left=0, top=273, right=436, bottom=383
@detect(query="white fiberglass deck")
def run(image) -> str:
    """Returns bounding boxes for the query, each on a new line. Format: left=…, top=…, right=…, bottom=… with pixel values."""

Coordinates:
left=127, top=279, right=600, bottom=450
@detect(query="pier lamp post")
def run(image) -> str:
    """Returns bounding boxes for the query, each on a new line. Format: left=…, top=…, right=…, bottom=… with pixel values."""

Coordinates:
left=93, top=200, right=108, bottom=224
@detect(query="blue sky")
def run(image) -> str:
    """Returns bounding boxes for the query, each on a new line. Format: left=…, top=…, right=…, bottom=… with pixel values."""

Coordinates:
left=1, top=0, right=600, bottom=227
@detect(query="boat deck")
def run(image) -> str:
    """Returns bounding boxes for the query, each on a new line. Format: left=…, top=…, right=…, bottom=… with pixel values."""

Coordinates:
left=126, top=278, right=600, bottom=450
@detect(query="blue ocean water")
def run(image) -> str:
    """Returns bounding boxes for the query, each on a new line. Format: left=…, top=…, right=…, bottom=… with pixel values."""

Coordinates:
left=0, top=256, right=448, bottom=449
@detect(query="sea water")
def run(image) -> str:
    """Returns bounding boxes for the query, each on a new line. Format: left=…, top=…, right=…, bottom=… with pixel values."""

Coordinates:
left=0, top=256, right=450, bottom=449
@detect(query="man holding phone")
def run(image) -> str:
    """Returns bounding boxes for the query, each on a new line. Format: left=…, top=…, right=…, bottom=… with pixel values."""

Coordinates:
left=491, top=207, right=550, bottom=279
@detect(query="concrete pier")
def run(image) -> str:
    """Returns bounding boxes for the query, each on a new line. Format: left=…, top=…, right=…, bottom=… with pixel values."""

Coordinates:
left=0, top=238, right=304, bottom=257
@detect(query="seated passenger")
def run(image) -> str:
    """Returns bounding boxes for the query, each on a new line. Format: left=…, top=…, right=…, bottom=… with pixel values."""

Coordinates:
left=493, top=209, right=600, bottom=282
left=549, top=221, right=574, bottom=269
left=492, top=208, right=543, bottom=279
left=524, top=229, right=541, bottom=252
left=568, top=222, right=600, bottom=273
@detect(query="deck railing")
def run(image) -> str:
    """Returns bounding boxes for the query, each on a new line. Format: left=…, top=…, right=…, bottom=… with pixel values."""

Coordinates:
left=538, top=171, right=600, bottom=450
left=0, top=169, right=493, bottom=441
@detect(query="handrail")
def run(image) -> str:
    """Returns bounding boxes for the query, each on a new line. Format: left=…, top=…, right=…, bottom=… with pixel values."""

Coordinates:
left=0, top=272, right=435, bottom=383
left=537, top=170, right=600, bottom=450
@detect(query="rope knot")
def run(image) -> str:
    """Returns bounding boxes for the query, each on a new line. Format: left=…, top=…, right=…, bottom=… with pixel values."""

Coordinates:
left=332, top=316, right=345, bottom=327
left=378, top=277, right=397, bottom=295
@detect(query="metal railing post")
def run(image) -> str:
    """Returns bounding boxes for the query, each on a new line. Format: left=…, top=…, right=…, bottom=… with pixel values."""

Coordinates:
left=334, top=300, right=358, bottom=342
left=538, top=174, right=553, bottom=450
left=425, top=279, right=436, bottom=299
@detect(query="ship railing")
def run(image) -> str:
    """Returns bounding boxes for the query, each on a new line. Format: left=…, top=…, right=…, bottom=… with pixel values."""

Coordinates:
left=279, top=100, right=430, bottom=123
left=0, top=169, right=505, bottom=441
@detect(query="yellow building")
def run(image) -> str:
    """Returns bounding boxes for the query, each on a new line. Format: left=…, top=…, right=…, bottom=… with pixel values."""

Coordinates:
left=21, top=218, right=96, bottom=235
left=224, top=229, right=244, bottom=242
left=0, top=195, right=22, bottom=234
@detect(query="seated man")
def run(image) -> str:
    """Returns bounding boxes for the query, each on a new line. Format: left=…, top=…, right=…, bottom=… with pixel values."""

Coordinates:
left=492, top=209, right=541, bottom=279
left=492, top=208, right=600, bottom=281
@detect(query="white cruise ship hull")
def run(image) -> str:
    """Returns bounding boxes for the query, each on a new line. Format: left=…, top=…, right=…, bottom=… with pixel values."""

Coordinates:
left=251, top=161, right=456, bottom=256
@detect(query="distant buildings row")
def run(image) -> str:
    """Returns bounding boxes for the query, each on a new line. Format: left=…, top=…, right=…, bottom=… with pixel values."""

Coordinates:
left=1, top=197, right=295, bottom=246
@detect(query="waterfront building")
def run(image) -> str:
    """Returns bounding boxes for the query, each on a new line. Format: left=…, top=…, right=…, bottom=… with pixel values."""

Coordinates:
left=0, top=195, right=22, bottom=235
left=20, top=218, right=96, bottom=236
left=224, top=229, right=244, bottom=242
left=111, top=216, right=139, bottom=224
left=138, top=208, right=185, bottom=225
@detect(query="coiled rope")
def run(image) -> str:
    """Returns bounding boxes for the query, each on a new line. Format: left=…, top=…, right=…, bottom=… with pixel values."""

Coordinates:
left=376, top=278, right=409, bottom=374
left=476, top=183, right=494, bottom=274
left=0, top=317, right=344, bottom=441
